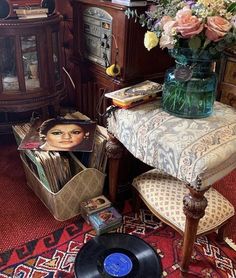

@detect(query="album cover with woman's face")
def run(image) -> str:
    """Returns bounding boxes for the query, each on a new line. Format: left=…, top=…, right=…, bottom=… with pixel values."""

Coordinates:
left=18, top=117, right=97, bottom=152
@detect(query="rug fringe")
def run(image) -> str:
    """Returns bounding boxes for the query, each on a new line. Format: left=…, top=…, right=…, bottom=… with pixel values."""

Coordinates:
left=225, top=237, right=236, bottom=251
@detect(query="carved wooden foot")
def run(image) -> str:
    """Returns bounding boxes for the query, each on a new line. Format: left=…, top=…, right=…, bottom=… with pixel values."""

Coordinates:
left=180, top=187, right=208, bottom=273
left=106, top=133, right=124, bottom=203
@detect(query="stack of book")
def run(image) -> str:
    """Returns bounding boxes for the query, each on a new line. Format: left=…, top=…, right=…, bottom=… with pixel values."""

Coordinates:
left=111, top=0, right=147, bottom=6
left=14, top=6, right=48, bottom=19
left=80, top=195, right=122, bottom=235
left=105, top=80, right=163, bottom=109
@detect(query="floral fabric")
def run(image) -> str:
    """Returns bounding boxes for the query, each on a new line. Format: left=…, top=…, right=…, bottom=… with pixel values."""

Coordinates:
left=107, top=100, right=236, bottom=191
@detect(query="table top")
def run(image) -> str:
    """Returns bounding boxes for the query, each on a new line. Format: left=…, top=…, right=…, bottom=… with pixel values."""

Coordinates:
left=107, top=100, right=236, bottom=191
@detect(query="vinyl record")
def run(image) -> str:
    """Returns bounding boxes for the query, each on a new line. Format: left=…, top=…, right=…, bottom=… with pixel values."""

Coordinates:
left=0, top=0, right=11, bottom=19
left=74, top=233, right=162, bottom=278
left=41, top=0, right=55, bottom=15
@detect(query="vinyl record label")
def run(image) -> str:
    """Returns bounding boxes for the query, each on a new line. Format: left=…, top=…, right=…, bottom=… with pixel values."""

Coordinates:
left=103, top=252, right=133, bottom=277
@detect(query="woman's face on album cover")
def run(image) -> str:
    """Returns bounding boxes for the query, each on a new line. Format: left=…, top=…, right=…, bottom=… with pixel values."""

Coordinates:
left=45, top=124, right=85, bottom=150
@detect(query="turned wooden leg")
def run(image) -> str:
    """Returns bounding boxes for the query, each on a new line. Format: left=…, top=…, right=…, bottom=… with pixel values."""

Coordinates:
left=216, top=225, right=226, bottom=243
left=132, top=188, right=142, bottom=212
left=106, top=133, right=124, bottom=203
left=181, top=187, right=208, bottom=274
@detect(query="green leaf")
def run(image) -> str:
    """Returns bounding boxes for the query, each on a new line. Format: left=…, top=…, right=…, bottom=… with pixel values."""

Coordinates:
left=227, top=3, right=236, bottom=13
left=188, top=36, right=201, bottom=50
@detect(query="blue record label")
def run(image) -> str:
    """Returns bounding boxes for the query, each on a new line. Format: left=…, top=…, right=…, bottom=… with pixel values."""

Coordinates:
left=103, top=252, right=133, bottom=277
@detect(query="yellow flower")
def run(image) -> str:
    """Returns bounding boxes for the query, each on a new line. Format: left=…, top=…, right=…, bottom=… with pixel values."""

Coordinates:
left=144, top=31, right=159, bottom=51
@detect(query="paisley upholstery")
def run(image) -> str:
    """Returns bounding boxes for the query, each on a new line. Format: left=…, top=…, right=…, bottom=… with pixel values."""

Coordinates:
left=108, top=99, right=236, bottom=191
left=132, top=169, right=235, bottom=235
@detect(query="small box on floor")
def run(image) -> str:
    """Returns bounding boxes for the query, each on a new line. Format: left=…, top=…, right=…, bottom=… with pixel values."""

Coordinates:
left=88, top=206, right=122, bottom=235
left=80, top=195, right=112, bottom=223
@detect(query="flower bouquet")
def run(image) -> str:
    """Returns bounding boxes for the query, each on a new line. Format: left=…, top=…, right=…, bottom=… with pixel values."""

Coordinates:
left=126, top=0, right=236, bottom=118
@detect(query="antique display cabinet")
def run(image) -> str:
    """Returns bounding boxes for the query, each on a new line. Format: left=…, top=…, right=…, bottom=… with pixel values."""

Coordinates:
left=72, top=0, right=173, bottom=125
left=0, top=13, right=65, bottom=133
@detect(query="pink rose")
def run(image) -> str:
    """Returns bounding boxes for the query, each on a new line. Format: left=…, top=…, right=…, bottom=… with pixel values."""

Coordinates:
left=205, top=16, right=232, bottom=42
left=159, top=20, right=177, bottom=49
left=163, top=20, right=177, bottom=36
left=148, top=4, right=158, bottom=13
left=159, top=34, right=175, bottom=49
left=176, top=6, right=192, bottom=20
left=160, top=16, right=173, bottom=28
left=175, top=7, right=203, bottom=38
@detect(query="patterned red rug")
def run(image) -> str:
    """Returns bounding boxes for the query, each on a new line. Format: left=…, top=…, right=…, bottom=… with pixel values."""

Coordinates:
left=213, top=170, right=236, bottom=246
left=0, top=134, right=236, bottom=277
left=0, top=208, right=235, bottom=278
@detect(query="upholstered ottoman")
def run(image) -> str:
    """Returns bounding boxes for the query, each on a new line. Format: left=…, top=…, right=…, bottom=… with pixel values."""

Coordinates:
left=107, top=99, right=236, bottom=273
left=132, top=169, right=235, bottom=236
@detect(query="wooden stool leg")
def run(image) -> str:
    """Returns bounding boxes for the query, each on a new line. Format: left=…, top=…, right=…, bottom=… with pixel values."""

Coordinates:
left=106, top=133, right=124, bottom=203
left=216, top=225, right=226, bottom=243
left=132, top=188, right=142, bottom=212
left=181, top=187, right=208, bottom=274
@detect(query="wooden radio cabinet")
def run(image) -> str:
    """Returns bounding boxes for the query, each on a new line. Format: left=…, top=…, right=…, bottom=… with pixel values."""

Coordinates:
left=0, top=13, right=65, bottom=133
left=218, top=47, right=236, bottom=108
left=72, top=0, right=173, bottom=125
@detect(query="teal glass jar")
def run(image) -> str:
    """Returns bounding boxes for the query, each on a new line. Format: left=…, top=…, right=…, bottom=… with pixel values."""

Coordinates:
left=162, top=48, right=218, bottom=118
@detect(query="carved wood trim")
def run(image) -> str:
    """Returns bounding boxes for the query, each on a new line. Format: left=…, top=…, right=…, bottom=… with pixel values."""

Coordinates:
left=106, top=132, right=124, bottom=160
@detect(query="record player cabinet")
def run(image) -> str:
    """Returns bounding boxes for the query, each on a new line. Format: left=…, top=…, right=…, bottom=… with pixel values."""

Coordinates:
left=72, top=0, right=173, bottom=125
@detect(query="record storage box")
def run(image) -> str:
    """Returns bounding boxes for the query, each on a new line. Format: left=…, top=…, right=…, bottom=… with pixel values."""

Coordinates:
left=20, top=154, right=106, bottom=221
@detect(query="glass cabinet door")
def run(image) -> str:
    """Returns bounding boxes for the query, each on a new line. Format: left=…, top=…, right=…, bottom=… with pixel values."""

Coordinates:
left=0, top=14, right=64, bottom=134
left=0, top=37, right=19, bottom=91
left=21, top=35, right=40, bottom=90
left=52, top=31, right=61, bottom=82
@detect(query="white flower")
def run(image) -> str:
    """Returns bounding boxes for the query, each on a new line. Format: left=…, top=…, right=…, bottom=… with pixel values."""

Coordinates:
left=231, top=15, right=236, bottom=28
left=159, top=34, right=175, bottom=49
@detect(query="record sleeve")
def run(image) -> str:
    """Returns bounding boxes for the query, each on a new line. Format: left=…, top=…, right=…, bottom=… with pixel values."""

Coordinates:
left=18, top=117, right=97, bottom=152
left=81, top=195, right=111, bottom=215
left=80, top=195, right=112, bottom=224
left=88, top=207, right=122, bottom=235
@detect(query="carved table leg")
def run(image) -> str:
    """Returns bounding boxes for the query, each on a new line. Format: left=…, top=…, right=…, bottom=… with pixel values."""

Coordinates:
left=106, top=133, right=124, bottom=203
left=181, top=186, right=208, bottom=274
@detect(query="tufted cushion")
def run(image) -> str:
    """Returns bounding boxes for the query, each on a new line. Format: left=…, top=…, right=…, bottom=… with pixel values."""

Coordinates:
left=108, top=99, right=236, bottom=191
left=132, top=169, right=235, bottom=235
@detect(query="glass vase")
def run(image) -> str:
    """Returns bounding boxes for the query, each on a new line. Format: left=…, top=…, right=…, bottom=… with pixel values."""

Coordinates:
left=162, top=48, right=218, bottom=118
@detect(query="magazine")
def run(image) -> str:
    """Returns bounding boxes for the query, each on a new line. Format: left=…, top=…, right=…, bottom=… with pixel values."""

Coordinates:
left=18, top=117, right=97, bottom=152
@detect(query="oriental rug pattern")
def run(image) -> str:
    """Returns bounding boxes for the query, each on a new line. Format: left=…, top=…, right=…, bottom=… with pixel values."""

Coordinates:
left=0, top=209, right=235, bottom=278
